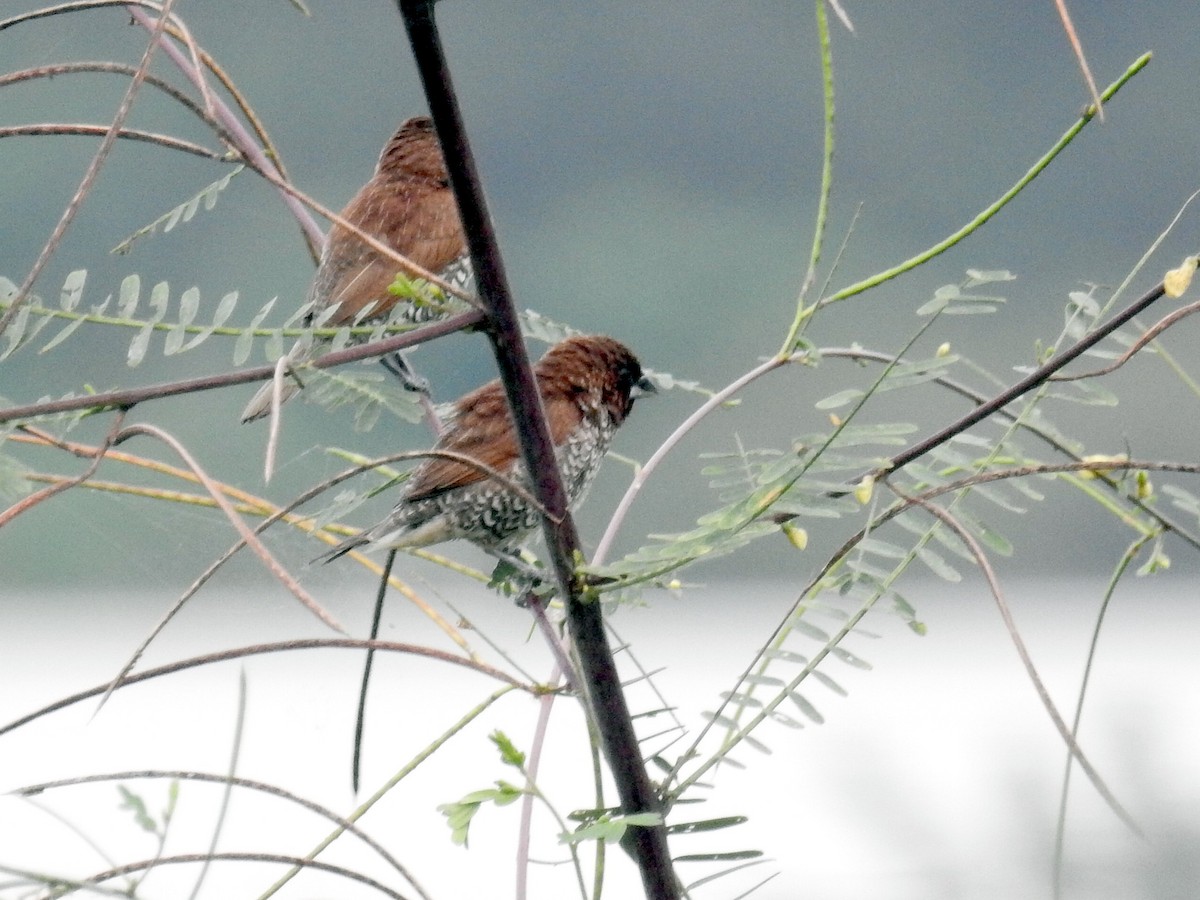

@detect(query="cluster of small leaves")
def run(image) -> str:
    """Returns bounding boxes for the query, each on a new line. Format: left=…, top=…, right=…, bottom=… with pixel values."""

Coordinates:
left=301, top=368, right=425, bottom=429
left=117, top=781, right=179, bottom=837
left=0, top=270, right=244, bottom=364
left=691, top=596, right=872, bottom=768
left=386, top=271, right=470, bottom=320
left=439, top=781, right=524, bottom=848
left=434, top=727, right=772, bottom=877
left=632, top=271, right=1142, bottom=783
left=437, top=731, right=528, bottom=847
left=915, top=268, right=1015, bottom=316
left=590, top=420, right=916, bottom=587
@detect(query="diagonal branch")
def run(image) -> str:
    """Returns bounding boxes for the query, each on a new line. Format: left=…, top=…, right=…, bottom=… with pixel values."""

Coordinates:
left=112, top=422, right=346, bottom=633
left=396, top=2, right=677, bottom=897
left=0, top=0, right=177, bottom=336
left=869, top=269, right=1185, bottom=483
left=0, top=413, right=125, bottom=528
left=0, top=308, right=484, bottom=424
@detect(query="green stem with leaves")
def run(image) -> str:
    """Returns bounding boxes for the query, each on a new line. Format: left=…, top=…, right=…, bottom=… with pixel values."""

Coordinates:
left=819, top=52, right=1151, bottom=308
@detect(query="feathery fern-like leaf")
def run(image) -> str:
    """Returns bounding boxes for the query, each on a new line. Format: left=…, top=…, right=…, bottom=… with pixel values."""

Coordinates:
left=112, top=165, right=245, bottom=256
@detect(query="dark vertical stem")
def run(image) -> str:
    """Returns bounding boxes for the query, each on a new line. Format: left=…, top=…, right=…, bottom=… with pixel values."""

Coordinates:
left=395, top=2, right=677, bottom=897
left=352, top=548, right=397, bottom=793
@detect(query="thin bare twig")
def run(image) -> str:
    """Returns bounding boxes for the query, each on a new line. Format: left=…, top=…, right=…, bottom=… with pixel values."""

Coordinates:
left=0, top=62, right=216, bottom=129
left=1052, top=538, right=1148, bottom=898
left=1053, top=0, right=1104, bottom=121
left=77, top=852, right=411, bottom=900
left=188, top=673, right=246, bottom=900
left=1, top=638, right=533, bottom=738
left=112, top=422, right=346, bottom=633
left=262, top=354, right=290, bottom=481
left=0, top=413, right=125, bottom=528
left=0, top=123, right=225, bottom=159
left=1049, top=298, right=1200, bottom=382
left=893, top=485, right=1142, bottom=836
left=17, top=769, right=430, bottom=897
left=0, top=0, right=177, bottom=335
left=0, top=308, right=485, bottom=423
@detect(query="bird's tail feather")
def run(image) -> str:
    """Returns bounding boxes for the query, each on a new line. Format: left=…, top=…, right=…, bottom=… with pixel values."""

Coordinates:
left=313, top=534, right=368, bottom=565
left=240, top=340, right=312, bottom=423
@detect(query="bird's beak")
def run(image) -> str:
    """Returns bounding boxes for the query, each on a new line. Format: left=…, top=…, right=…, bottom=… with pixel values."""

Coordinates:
left=632, top=375, right=658, bottom=399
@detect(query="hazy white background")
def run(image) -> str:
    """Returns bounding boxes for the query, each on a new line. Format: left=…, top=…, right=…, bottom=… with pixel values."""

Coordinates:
left=2, top=578, right=1197, bottom=898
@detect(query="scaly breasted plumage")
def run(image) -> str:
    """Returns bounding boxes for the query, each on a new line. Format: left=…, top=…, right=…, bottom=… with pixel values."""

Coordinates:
left=319, top=335, right=655, bottom=561
left=242, top=116, right=470, bottom=422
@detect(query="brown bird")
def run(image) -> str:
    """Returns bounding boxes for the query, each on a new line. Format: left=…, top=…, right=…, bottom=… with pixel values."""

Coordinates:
left=241, top=115, right=471, bottom=422
left=318, top=335, right=655, bottom=562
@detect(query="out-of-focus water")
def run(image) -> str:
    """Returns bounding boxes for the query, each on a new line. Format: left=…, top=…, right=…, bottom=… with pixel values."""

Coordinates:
left=1, top=577, right=1196, bottom=899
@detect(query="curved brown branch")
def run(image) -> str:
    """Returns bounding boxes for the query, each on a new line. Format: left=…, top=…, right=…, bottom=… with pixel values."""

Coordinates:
left=0, top=413, right=124, bottom=528
left=112, top=422, right=346, bottom=633
left=75, top=852, right=411, bottom=899
left=0, top=123, right=225, bottom=159
left=17, top=769, right=429, bottom=897
left=0, top=63, right=212, bottom=127
left=891, top=484, right=1143, bottom=837
left=0, top=0, right=162, bottom=31
left=1049, top=297, right=1200, bottom=382
left=0, top=0, right=177, bottom=336
left=0, top=638, right=536, bottom=738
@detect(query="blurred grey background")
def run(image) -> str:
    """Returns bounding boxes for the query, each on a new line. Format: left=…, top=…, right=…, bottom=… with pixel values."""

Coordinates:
left=4, top=2, right=1200, bottom=584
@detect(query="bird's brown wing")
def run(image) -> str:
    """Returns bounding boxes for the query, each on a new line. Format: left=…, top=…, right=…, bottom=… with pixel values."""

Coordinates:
left=403, top=379, right=585, bottom=503
left=319, top=177, right=466, bottom=326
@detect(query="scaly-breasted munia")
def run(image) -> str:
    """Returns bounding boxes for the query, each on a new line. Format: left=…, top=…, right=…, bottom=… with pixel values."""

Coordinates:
left=318, top=335, right=655, bottom=562
left=241, top=115, right=470, bottom=422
